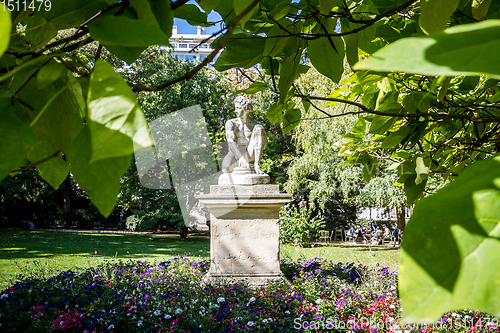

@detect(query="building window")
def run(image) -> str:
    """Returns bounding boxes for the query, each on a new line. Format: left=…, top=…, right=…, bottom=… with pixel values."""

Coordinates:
left=178, top=43, right=187, bottom=48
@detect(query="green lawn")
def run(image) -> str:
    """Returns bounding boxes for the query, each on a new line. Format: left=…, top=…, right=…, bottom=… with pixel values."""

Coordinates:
left=281, top=243, right=400, bottom=272
left=0, top=230, right=400, bottom=286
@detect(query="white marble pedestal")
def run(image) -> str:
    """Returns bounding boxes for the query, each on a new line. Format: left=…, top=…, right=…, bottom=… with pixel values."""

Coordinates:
left=198, top=184, right=291, bottom=286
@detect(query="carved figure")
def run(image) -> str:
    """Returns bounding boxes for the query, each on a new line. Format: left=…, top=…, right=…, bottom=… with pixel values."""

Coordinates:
left=222, top=96, right=268, bottom=174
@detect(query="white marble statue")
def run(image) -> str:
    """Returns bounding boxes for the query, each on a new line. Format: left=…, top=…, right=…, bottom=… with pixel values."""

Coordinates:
left=222, top=96, right=268, bottom=175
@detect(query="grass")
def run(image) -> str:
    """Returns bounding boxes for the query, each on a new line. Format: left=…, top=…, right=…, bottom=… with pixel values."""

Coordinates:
left=281, top=242, right=400, bottom=271
left=0, top=229, right=209, bottom=285
left=0, top=229, right=400, bottom=286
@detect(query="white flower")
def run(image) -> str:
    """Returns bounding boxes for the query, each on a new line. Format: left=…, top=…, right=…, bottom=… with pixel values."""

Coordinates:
left=315, top=299, right=322, bottom=304
left=137, top=320, right=143, bottom=327
left=165, top=315, right=172, bottom=319
left=249, top=297, right=256, bottom=302
left=153, top=310, right=160, bottom=316
left=0, top=294, right=8, bottom=299
left=107, top=324, right=115, bottom=330
left=175, top=308, right=182, bottom=314
left=389, top=305, right=396, bottom=309
left=247, top=321, right=255, bottom=327
left=217, top=297, right=225, bottom=303
left=285, top=310, right=290, bottom=314
left=262, top=319, right=268, bottom=323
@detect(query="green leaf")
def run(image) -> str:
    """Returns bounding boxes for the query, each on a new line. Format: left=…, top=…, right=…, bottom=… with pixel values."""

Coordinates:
left=234, top=0, right=258, bottom=28
left=0, top=7, right=11, bottom=58
left=37, top=61, right=68, bottom=89
left=198, top=0, right=220, bottom=13
left=472, top=0, right=492, bottom=20
left=308, top=32, right=345, bottom=82
left=282, top=107, right=301, bottom=134
left=362, top=163, right=377, bottom=182
left=214, top=36, right=266, bottom=71
left=87, top=60, right=152, bottom=162
left=234, top=81, right=268, bottom=95
left=28, top=141, right=69, bottom=189
left=0, top=99, right=38, bottom=181
left=88, top=15, right=171, bottom=47
left=40, top=0, right=108, bottom=30
left=174, top=4, right=211, bottom=27
left=419, top=0, right=460, bottom=34
left=354, top=20, right=500, bottom=79
left=319, top=0, right=337, bottom=15
left=381, top=126, right=411, bottom=148
left=16, top=71, right=84, bottom=153
left=404, top=173, right=427, bottom=205
left=369, top=115, right=397, bottom=134
left=279, top=51, right=301, bottom=104
left=264, top=21, right=291, bottom=57
left=25, top=14, right=58, bottom=49
left=267, top=102, right=285, bottom=124
left=150, top=0, right=174, bottom=37
left=130, top=0, right=159, bottom=27
left=102, top=44, right=147, bottom=64
left=400, top=154, right=500, bottom=321
left=351, top=116, right=366, bottom=134
left=69, top=126, right=131, bottom=217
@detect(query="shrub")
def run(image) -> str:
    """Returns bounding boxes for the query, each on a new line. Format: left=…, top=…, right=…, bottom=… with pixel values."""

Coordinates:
left=279, top=202, right=325, bottom=246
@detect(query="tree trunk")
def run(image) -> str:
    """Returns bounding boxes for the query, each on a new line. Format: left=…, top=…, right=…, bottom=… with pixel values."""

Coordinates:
left=396, top=204, right=406, bottom=238
left=179, top=226, right=188, bottom=239
left=62, top=173, right=71, bottom=214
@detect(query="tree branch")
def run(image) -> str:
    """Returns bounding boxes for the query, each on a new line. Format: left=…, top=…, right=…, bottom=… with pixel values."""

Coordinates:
left=10, top=151, right=62, bottom=173
left=295, top=94, right=500, bottom=123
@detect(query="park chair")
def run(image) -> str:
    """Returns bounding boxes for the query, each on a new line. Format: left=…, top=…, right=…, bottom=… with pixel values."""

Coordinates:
left=334, top=229, right=343, bottom=241
left=70, top=221, right=78, bottom=230
left=318, top=230, right=330, bottom=243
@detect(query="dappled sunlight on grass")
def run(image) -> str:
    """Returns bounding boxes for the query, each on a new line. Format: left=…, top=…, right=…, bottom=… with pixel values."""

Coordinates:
left=280, top=243, right=400, bottom=272
left=0, top=230, right=210, bottom=283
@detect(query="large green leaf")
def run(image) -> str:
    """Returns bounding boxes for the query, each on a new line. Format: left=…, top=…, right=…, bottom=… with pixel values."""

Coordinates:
left=472, top=0, right=492, bottom=20
left=214, top=36, right=266, bottom=71
left=0, top=99, right=38, bottom=181
left=130, top=0, right=159, bottom=27
left=150, top=0, right=174, bottom=37
left=400, top=154, right=500, bottom=321
left=87, top=60, right=152, bottom=163
left=16, top=71, right=84, bottom=153
left=28, top=141, right=69, bottom=189
left=0, top=6, right=10, bottom=58
left=419, top=0, right=460, bottom=34
left=234, top=0, right=258, bottom=28
left=381, top=126, right=411, bottom=148
left=25, top=14, right=58, bottom=49
left=279, top=51, right=301, bottom=104
left=282, top=107, right=301, bottom=134
left=354, top=20, right=500, bottom=79
left=308, top=32, right=345, bottom=83
left=88, top=15, right=171, bottom=47
left=69, top=126, right=131, bottom=217
left=40, top=0, right=108, bottom=30
left=102, top=44, right=147, bottom=64
left=267, top=102, right=285, bottom=124
left=174, top=4, right=211, bottom=27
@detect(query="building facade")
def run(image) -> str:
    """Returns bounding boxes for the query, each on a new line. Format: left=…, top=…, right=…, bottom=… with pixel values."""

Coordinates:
left=164, top=26, right=216, bottom=63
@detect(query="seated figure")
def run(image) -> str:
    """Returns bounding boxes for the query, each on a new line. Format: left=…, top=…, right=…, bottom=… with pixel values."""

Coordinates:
left=222, top=96, right=268, bottom=175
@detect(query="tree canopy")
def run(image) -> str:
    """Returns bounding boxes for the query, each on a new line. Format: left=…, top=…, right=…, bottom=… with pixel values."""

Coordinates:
left=1, top=0, right=500, bottom=322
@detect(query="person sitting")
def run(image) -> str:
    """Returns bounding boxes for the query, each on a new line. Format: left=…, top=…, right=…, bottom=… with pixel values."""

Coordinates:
left=383, top=224, right=390, bottom=240
left=356, top=226, right=368, bottom=244
left=393, top=226, right=399, bottom=246
left=374, top=227, right=384, bottom=245
left=348, top=224, right=356, bottom=242
left=370, top=219, right=377, bottom=239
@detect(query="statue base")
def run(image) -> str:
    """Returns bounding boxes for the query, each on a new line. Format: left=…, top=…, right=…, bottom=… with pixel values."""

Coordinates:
left=198, top=184, right=291, bottom=286
left=218, top=167, right=270, bottom=186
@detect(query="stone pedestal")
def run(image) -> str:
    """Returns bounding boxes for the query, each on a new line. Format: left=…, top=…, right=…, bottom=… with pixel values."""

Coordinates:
left=198, top=184, right=291, bottom=286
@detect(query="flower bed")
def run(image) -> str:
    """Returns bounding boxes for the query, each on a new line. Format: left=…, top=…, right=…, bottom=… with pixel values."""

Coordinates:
left=0, top=257, right=498, bottom=332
